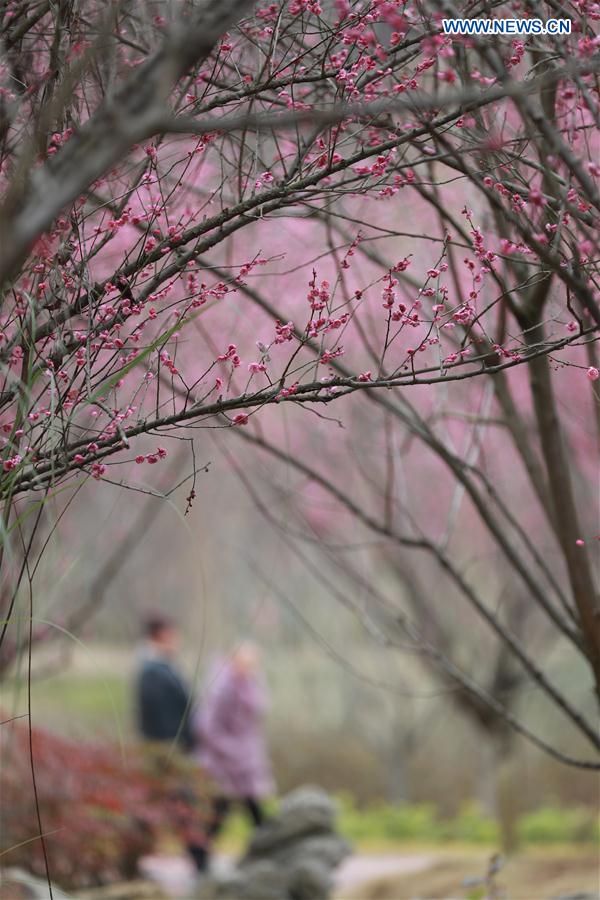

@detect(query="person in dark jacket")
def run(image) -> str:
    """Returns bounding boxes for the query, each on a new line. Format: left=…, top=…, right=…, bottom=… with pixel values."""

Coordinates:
left=135, top=613, right=205, bottom=872
left=136, top=614, right=193, bottom=749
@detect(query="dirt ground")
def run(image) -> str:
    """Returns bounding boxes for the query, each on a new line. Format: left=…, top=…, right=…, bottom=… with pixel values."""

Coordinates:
left=341, top=850, right=600, bottom=900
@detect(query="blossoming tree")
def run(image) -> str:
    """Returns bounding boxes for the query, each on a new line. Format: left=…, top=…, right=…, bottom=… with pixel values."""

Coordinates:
left=0, top=0, right=599, bottom=779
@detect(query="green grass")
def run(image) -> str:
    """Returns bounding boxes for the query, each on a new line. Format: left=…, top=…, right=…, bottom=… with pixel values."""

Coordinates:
left=215, top=796, right=599, bottom=852
left=333, top=794, right=599, bottom=847
left=2, top=673, right=131, bottom=740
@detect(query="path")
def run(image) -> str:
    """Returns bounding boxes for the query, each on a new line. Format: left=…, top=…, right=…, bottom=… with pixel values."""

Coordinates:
left=336, top=853, right=433, bottom=895
left=139, top=852, right=434, bottom=898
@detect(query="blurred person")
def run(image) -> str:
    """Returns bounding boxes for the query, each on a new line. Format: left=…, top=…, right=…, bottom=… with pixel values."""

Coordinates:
left=191, top=642, right=274, bottom=868
left=134, top=613, right=207, bottom=873
left=136, top=612, right=193, bottom=749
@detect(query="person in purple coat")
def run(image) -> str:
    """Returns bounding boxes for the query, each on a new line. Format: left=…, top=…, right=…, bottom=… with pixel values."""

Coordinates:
left=192, top=643, right=274, bottom=869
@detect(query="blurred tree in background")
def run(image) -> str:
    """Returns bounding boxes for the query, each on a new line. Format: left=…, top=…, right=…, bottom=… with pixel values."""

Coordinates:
left=0, top=0, right=599, bottom=875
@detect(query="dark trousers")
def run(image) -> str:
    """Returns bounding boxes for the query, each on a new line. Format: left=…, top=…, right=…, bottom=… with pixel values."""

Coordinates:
left=188, top=796, right=264, bottom=872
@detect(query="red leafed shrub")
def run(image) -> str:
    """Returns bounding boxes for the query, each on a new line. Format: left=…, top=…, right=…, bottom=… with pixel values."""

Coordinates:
left=0, top=720, right=208, bottom=889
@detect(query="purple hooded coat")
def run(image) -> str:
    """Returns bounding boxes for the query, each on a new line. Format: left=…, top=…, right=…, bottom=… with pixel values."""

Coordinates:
left=192, top=661, right=274, bottom=799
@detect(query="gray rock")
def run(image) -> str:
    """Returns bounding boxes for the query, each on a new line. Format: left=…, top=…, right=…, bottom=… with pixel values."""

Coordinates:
left=279, top=787, right=337, bottom=825
left=246, top=787, right=337, bottom=857
left=197, top=861, right=288, bottom=900
left=257, top=833, right=351, bottom=870
left=237, top=861, right=290, bottom=900
left=198, top=787, right=350, bottom=900
left=288, top=858, right=333, bottom=900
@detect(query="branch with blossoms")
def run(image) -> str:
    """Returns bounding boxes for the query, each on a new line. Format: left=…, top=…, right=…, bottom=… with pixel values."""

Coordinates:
left=160, top=58, right=600, bottom=135
left=2, top=321, right=596, bottom=501
left=0, top=0, right=256, bottom=282
left=0, top=0, right=599, bottom=718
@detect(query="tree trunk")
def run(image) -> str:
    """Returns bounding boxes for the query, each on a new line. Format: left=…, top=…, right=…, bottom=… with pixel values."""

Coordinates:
left=525, top=318, right=600, bottom=696
left=479, top=726, right=520, bottom=853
